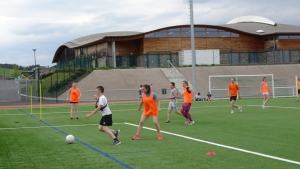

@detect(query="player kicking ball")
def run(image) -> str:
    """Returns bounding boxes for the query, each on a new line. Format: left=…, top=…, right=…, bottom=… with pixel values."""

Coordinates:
left=85, top=86, right=121, bottom=145
left=228, top=78, right=242, bottom=114
left=132, top=84, right=162, bottom=140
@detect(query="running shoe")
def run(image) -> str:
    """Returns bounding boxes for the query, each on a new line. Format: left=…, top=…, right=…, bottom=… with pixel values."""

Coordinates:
left=113, top=140, right=121, bottom=145
left=132, top=135, right=140, bottom=140
left=158, top=134, right=163, bottom=140
left=188, top=121, right=195, bottom=125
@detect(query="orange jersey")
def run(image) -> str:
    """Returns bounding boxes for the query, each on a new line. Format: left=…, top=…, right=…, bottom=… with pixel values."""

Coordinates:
left=261, top=82, right=269, bottom=93
left=142, top=92, right=158, bottom=116
left=69, top=88, right=80, bottom=102
left=183, top=88, right=193, bottom=103
left=228, top=83, right=239, bottom=96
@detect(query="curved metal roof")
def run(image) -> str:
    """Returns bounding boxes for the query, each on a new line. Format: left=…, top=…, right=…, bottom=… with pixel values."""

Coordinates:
left=226, top=15, right=276, bottom=26
left=64, top=31, right=142, bottom=48
left=53, top=19, right=300, bottom=63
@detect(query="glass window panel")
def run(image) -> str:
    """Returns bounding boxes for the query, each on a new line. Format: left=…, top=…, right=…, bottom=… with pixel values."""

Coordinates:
left=289, top=36, right=300, bottom=39
left=231, top=33, right=239, bottom=37
left=206, top=28, right=218, bottom=32
left=195, top=31, right=206, bottom=37
left=181, top=27, right=190, bottom=32
left=206, top=31, right=219, bottom=37
left=278, top=36, right=289, bottom=39
left=249, top=53, right=257, bottom=63
left=182, top=30, right=191, bottom=37
left=145, top=32, right=154, bottom=38
left=169, top=31, right=181, bottom=37
left=231, top=53, right=240, bottom=64
left=194, top=27, right=206, bottom=31
left=155, top=30, right=168, bottom=38
left=219, top=31, right=230, bottom=37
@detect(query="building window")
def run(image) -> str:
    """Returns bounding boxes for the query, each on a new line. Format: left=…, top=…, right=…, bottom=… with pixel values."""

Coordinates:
left=181, top=28, right=191, bottom=37
left=155, top=30, right=168, bottom=38
left=289, top=35, right=300, bottom=39
left=231, top=53, right=240, bottom=64
left=145, top=32, right=155, bottom=38
left=231, top=33, right=239, bottom=37
left=278, top=36, right=289, bottom=40
left=195, top=31, right=206, bottom=37
left=219, top=31, right=230, bottom=38
left=277, top=50, right=290, bottom=63
left=206, top=31, right=218, bottom=37
left=168, top=28, right=181, bottom=38
left=249, top=53, right=257, bottom=63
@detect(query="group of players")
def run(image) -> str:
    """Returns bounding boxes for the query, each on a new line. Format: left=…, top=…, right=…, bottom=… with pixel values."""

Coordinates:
left=67, top=77, right=274, bottom=145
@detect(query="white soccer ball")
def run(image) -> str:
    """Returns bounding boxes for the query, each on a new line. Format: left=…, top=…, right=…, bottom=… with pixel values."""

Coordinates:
left=66, top=135, right=75, bottom=144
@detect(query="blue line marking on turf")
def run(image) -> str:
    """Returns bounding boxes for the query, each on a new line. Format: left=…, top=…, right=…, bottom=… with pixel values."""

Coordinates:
left=17, top=109, right=134, bottom=169
left=108, top=151, right=151, bottom=155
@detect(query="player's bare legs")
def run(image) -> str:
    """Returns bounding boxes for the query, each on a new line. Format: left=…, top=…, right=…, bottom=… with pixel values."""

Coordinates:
left=230, top=100, right=239, bottom=113
left=263, top=94, right=270, bottom=108
left=74, top=103, right=79, bottom=120
left=136, top=114, right=149, bottom=136
left=70, top=103, right=74, bottom=119
left=166, top=110, right=171, bottom=122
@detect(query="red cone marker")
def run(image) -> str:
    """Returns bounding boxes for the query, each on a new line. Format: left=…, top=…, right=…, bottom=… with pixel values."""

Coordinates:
left=207, top=151, right=216, bottom=156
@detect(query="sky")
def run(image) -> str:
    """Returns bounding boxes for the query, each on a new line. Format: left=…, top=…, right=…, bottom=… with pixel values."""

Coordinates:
left=0, top=0, right=299, bottom=67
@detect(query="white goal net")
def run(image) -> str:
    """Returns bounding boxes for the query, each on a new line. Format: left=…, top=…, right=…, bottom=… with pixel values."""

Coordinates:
left=209, top=74, right=274, bottom=99
left=209, top=74, right=298, bottom=99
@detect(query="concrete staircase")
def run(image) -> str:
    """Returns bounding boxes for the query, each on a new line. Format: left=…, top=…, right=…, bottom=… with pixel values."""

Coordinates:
left=160, top=68, right=193, bottom=95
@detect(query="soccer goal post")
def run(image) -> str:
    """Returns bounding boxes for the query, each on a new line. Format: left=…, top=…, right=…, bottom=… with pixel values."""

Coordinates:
left=209, top=74, right=275, bottom=99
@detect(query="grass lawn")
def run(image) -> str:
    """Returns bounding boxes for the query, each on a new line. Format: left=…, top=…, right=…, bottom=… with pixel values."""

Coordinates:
left=0, top=98, right=300, bottom=169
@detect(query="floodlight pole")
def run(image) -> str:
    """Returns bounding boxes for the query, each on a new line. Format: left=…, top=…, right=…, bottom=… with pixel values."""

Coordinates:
left=33, top=49, right=38, bottom=100
left=190, top=0, right=197, bottom=99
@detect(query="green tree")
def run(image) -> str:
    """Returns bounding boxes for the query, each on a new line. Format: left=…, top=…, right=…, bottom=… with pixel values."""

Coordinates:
left=10, top=65, right=21, bottom=78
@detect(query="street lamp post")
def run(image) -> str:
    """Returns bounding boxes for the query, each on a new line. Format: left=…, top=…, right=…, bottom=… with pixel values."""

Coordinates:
left=33, top=49, right=38, bottom=100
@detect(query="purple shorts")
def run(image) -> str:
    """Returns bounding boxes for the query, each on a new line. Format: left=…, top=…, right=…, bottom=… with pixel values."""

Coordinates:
left=180, top=103, right=191, bottom=115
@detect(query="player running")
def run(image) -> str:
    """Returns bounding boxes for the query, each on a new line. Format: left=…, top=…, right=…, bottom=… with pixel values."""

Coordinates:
left=85, top=86, right=121, bottom=145
left=165, top=82, right=183, bottom=123
left=260, top=77, right=270, bottom=109
left=66, top=83, right=81, bottom=120
left=228, top=78, right=242, bottom=114
left=180, top=81, right=195, bottom=125
left=132, top=84, right=162, bottom=140
left=296, top=78, right=300, bottom=102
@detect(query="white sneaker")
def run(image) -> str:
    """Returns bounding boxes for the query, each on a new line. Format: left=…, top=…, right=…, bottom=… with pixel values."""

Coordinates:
left=231, top=110, right=234, bottom=114
left=184, top=119, right=190, bottom=124
left=238, top=107, right=242, bottom=112
left=188, top=121, right=195, bottom=125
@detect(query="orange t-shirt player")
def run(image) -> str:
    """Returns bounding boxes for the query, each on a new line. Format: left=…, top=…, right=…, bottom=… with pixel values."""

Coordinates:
left=132, top=84, right=162, bottom=140
left=228, top=78, right=242, bottom=114
left=68, top=84, right=81, bottom=103
left=67, top=83, right=81, bottom=120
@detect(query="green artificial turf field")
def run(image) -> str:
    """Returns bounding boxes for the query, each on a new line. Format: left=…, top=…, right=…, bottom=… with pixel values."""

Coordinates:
left=1, top=98, right=300, bottom=169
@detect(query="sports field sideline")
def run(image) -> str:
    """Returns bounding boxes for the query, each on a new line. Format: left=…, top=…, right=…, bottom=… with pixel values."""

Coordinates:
left=0, top=98, right=300, bottom=169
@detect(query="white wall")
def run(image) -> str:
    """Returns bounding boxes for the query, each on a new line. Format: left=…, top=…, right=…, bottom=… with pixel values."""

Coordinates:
left=179, top=49, right=220, bottom=66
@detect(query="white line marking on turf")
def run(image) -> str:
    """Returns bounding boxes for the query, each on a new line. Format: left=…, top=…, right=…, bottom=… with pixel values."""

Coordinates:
left=124, top=122, right=300, bottom=166
left=246, top=105, right=300, bottom=110
left=0, top=123, right=124, bottom=130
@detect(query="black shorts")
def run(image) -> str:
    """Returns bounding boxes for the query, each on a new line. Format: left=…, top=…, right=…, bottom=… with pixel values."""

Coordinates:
left=230, top=96, right=237, bottom=101
left=100, top=114, right=113, bottom=126
left=70, top=102, right=78, bottom=104
left=298, top=90, right=300, bottom=94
